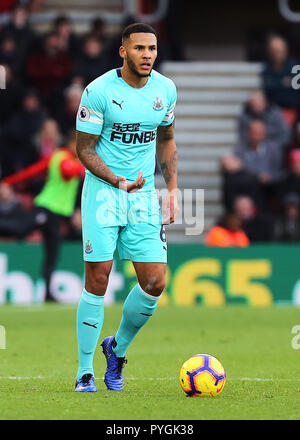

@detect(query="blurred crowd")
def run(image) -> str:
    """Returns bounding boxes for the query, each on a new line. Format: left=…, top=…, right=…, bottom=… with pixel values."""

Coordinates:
left=207, top=35, right=300, bottom=246
left=0, top=2, right=178, bottom=244
left=1, top=4, right=300, bottom=247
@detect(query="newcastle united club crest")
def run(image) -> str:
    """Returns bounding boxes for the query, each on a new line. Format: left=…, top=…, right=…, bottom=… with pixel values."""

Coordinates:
left=85, top=240, right=93, bottom=254
left=153, top=97, right=164, bottom=111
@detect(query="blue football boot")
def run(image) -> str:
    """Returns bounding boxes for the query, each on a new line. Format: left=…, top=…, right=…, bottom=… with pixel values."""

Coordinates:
left=74, top=373, right=98, bottom=392
left=101, top=336, right=127, bottom=391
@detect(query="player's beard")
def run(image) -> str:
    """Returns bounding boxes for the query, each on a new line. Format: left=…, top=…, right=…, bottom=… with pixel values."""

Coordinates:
left=126, top=54, right=152, bottom=78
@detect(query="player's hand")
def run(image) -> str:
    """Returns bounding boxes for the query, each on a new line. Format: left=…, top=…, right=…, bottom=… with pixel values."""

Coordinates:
left=127, top=171, right=146, bottom=193
left=162, top=189, right=178, bottom=225
left=114, top=172, right=146, bottom=193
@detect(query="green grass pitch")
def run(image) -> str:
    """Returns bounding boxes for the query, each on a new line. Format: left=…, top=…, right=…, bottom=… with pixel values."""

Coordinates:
left=0, top=304, right=300, bottom=420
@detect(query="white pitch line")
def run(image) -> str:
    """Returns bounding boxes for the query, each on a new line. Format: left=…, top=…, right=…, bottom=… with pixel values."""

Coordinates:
left=237, top=377, right=300, bottom=382
left=0, top=377, right=176, bottom=381
left=0, top=305, right=77, bottom=313
left=94, top=377, right=177, bottom=381
left=0, top=376, right=46, bottom=380
left=1, top=376, right=300, bottom=382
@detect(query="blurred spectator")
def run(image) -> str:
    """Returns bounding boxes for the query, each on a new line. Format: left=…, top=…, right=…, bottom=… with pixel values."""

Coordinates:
left=273, top=192, right=300, bottom=242
left=66, top=207, right=82, bottom=240
left=89, top=17, right=107, bottom=45
left=27, top=0, right=44, bottom=13
left=35, top=118, right=62, bottom=160
left=0, top=64, right=24, bottom=178
left=52, top=15, right=81, bottom=58
left=0, top=34, right=20, bottom=73
left=206, top=211, right=250, bottom=247
left=0, top=0, right=43, bottom=26
left=0, top=64, right=23, bottom=129
left=0, top=0, right=18, bottom=26
left=0, top=183, right=23, bottom=219
left=5, top=118, right=61, bottom=195
left=0, top=184, right=29, bottom=242
left=1, top=130, right=85, bottom=301
left=277, top=149, right=300, bottom=204
left=0, top=0, right=18, bottom=13
left=3, top=4, right=36, bottom=60
left=75, top=34, right=108, bottom=86
left=238, top=90, right=291, bottom=148
left=233, top=195, right=274, bottom=242
left=103, top=16, right=136, bottom=71
left=157, top=0, right=186, bottom=62
left=0, top=183, right=35, bottom=242
left=26, top=31, right=73, bottom=110
left=284, top=121, right=300, bottom=166
left=262, top=35, right=299, bottom=126
left=54, top=84, right=83, bottom=136
left=3, top=89, right=46, bottom=176
left=222, top=120, right=283, bottom=209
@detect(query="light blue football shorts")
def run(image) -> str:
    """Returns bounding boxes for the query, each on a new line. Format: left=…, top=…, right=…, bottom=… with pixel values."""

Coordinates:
left=81, top=173, right=167, bottom=263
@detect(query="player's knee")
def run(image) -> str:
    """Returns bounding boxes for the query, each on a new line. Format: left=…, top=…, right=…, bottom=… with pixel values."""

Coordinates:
left=86, top=272, right=109, bottom=295
left=142, top=276, right=166, bottom=297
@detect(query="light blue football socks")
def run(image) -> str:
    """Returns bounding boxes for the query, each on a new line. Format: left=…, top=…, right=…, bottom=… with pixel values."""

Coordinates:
left=76, top=284, right=159, bottom=380
left=76, top=289, right=104, bottom=380
left=113, top=284, right=159, bottom=358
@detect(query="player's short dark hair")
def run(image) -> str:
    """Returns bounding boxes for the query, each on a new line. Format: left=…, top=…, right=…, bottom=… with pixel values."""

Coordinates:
left=122, top=23, right=157, bottom=43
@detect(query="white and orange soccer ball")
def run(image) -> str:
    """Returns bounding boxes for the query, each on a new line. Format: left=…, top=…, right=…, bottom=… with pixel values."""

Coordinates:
left=180, top=354, right=226, bottom=397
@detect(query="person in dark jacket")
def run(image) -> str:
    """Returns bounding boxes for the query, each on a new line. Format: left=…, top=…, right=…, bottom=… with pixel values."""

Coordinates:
left=74, top=34, right=108, bottom=87
left=278, top=149, right=300, bottom=203
left=262, top=35, right=299, bottom=121
left=54, top=84, right=83, bottom=136
left=4, top=89, right=46, bottom=175
left=0, top=34, right=20, bottom=73
left=26, top=31, right=73, bottom=111
left=273, top=192, right=300, bottom=242
left=233, top=195, right=274, bottom=242
left=3, top=4, right=36, bottom=77
left=52, top=15, right=81, bottom=59
left=238, top=90, right=291, bottom=148
left=222, top=120, right=283, bottom=209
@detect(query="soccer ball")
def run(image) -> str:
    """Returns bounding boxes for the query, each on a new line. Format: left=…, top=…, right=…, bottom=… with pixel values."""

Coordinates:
left=180, top=354, right=226, bottom=397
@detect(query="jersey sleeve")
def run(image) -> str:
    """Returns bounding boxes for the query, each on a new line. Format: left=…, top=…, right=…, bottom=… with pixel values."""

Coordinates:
left=160, top=80, right=177, bottom=127
left=76, top=86, right=105, bottom=135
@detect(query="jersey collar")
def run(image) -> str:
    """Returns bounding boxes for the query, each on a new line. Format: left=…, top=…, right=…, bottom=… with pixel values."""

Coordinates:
left=116, top=68, right=152, bottom=79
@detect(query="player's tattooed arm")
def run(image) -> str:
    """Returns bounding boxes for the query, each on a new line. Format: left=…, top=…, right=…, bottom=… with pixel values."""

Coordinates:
left=76, top=130, right=119, bottom=186
left=157, top=123, right=178, bottom=225
left=156, top=124, right=178, bottom=191
left=76, top=130, right=146, bottom=192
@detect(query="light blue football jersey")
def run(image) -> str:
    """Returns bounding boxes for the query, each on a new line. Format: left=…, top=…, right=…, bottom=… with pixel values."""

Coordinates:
left=76, top=68, right=177, bottom=189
